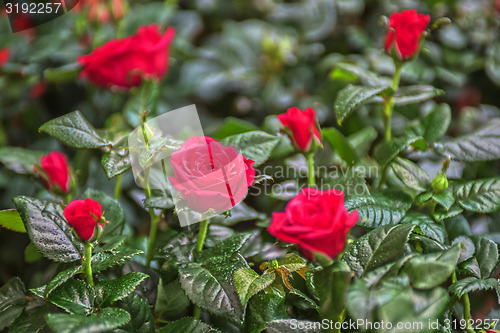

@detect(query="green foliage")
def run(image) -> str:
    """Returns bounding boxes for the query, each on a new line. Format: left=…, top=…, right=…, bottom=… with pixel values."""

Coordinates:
left=222, top=130, right=280, bottom=166
left=334, top=85, right=389, bottom=125
left=96, top=273, right=149, bottom=305
left=46, top=307, right=131, bottom=333
left=0, top=209, right=26, bottom=233
left=0, top=277, right=26, bottom=331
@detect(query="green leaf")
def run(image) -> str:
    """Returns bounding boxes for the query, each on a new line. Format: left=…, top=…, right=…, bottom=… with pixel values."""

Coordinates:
left=334, top=84, right=389, bottom=125
left=276, top=253, right=307, bottom=272
left=47, top=280, right=94, bottom=315
left=432, top=203, right=463, bottom=222
left=83, top=189, right=125, bottom=241
left=246, top=292, right=288, bottom=333
left=401, top=212, right=447, bottom=243
left=347, top=126, right=378, bottom=157
left=96, top=273, right=149, bottom=305
left=375, top=136, right=422, bottom=167
left=156, top=318, right=219, bottom=333
left=390, top=158, right=430, bottom=193
left=43, top=63, right=80, bottom=83
left=378, top=287, right=449, bottom=333
left=154, top=279, right=190, bottom=317
left=197, top=233, right=251, bottom=262
left=8, top=303, right=48, bottom=333
left=42, top=265, right=82, bottom=298
left=393, top=85, right=444, bottom=106
left=0, top=209, right=26, bottom=233
left=13, top=196, right=84, bottom=263
left=101, top=146, right=131, bottom=179
left=116, top=294, right=154, bottom=333
left=449, top=277, right=499, bottom=298
left=402, top=246, right=460, bottom=289
left=332, top=62, right=384, bottom=87
left=322, top=127, right=358, bottom=166
left=24, top=242, right=43, bottom=263
left=343, top=224, right=415, bottom=277
left=213, top=117, right=259, bottom=140
left=39, top=111, right=110, bottom=149
left=0, top=277, right=26, bottom=331
left=432, top=191, right=455, bottom=211
left=46, top=307, right=130, bottom=333
left=179, top=253, right=248, bottom=324
left=234, top=268, right=275, bottom=305
left=91, top=248, right=144, bottom=273
left=344, top=193, right=412, bottom=228
left=455, top=178, right=500, bottom=213
left=222, top=130, right=280, bottom=167
left=436, top=118, right=500, bottom=162
left=474, top=236, right=499, bottom=279
left=421, top=103, right=451, bottom=144
left=0, top=147, right=47, bottom=174
left=315, top=261, right=351, bottom=323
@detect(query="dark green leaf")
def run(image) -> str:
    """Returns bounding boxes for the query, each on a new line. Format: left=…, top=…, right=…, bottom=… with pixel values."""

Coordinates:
left=315, top=261, right=351, bottom=323
left=335, top=84, right=389, bottom=125
left=102, top=149, right=131, bottom=179
left=375, top=136, right=422, bottom=167
left=234, top=268, right=275, bottom=305
left=343, top=224, right=415, bottom=277
left=246, top=292, right=288, bottom=333
left=436, top=118, right=500, bottom=162
left=116, top=294, right=154, bottom=333
left=42, top=265, right=82, bottom=298
left=322, top=127, right=358, bottom=166
left=213, top=117, right=259, bottom=140
left=390, top=158, right=430, bottom=193
left=8, top=303, right=48, bottom=333
left=222, top=130, right=280, bottom=167
left=422, top=104, right=451, bottom=144
left=123, top=80, right=160, bottom=127
left=13, top=196, right=84, bottom=263
left=47, top=280, right=94, bottom=315
left=0, top=277, right=26, bottom=331
left=157, top=318, right=219, bottom=333
left=154, top=279, right=190, bottom=316
left=474, top=236, right=499, bottom=279
left=197, top=233, right=251, bottom=262
left=393, top=85, right=444, bottom=106
left=265, top=319, right=322, bottom=332
left=455, top=178, right=500, bottom=213
left=39, top=111, right=110, bottom=149
left=449, top=277, right=499, bottom=298
left=46, top=307, right=130, bottom=333
left=96, top=273, right=149, bottom=305
left=344, top=193, right=412, bottom=228
left=91, top=248, right=144, bottom=273
left=0, top=147, right=47, bottom=175
left=0, top=209, right=26, bottom=233
left=333, top=62, right=384, bottom=87
left=178, top=253, right=248, bottom=324
left=402, top=246, right=460, bottom=289
left=347, top=126, right=378, bottom=157
left=401, top=212, right=447, bottom=243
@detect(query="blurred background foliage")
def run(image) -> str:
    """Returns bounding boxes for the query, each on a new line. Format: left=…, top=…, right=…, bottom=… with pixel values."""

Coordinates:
left=1, top=0, right=500, bottom=314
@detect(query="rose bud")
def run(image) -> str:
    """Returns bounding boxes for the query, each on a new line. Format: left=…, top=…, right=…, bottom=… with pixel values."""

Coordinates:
left=268, top=187, right=358, bottom=260
left=169, top=136, right=255, bottom=213
left=0, top=48, right=9, bottom=67
left=78, top=24, right=175, bottom=89
left=384, top=9, right=430, bottom=61
left=34, top=152, right=71, bottom=194
left=64, top=198, right=104, bottom=242
left=278, top=107, right=322, bottom=153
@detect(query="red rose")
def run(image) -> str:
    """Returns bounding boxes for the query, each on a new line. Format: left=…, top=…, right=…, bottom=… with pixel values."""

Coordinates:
left=34, top=152, right=71, bottom=193
left=0, top=48, right=9, bottom=67
left=64, top=198, right=103, bottom=241
left=78, top=24, right=175, bottom=88
left=384, top=9, right=430, bottom=61
left=278, top=107, right=321, bottom=152
left=268, top=187, right=358, bottom=260
left=169, top=136, right=255, bottom=213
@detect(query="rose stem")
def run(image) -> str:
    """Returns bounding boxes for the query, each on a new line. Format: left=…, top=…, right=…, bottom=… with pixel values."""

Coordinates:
left=141, top=118, right=162, bottom=268
left=193, top=219, right=210, bottom=318
left=306, top=153, right=316, bottom=187
left=452, top=271, right=475, bottom=333
left=84, top=241, right=94, bottom=286
left=383, top=61, right=402, bottom=142
left=114, top=173, right=123, bottom=200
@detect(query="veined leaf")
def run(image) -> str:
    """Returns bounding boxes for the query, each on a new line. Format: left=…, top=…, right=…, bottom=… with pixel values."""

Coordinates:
left=13, top=196, right=84, bottom=263
left=375, top=136, right=422, bottom=167
left=474, top=236, right=499, bottom=279
left=449, top=277, right=499, bottom=299
left=390, top=158, right=430, bottom=193
left=234, top=268, right=275, bottom=305
left=393, top=85, right=444, bottom=106
left=455, top=178, right=500, bottom=213
left=96, top=273, right=149, bottom=305
left=116, top=294, right=155, bottom=333
left=46, top=307, right=130, bottom=333
left=0, top=277, right=26, bottom=331
left=222, top=130, right=280, bottom=166
left=422, top=103, right=451, bottom=144
left=39, top=111, right=110, bottom=149
left=334, top=84, right=389, bottom=125
left=47, top=280, right=94, bottom=315
left=436, top=118, right=500, bottom=162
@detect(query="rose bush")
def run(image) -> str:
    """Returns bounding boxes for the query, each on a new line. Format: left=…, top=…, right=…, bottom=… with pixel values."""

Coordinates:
left=1, top=1, right=500, bottom=333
